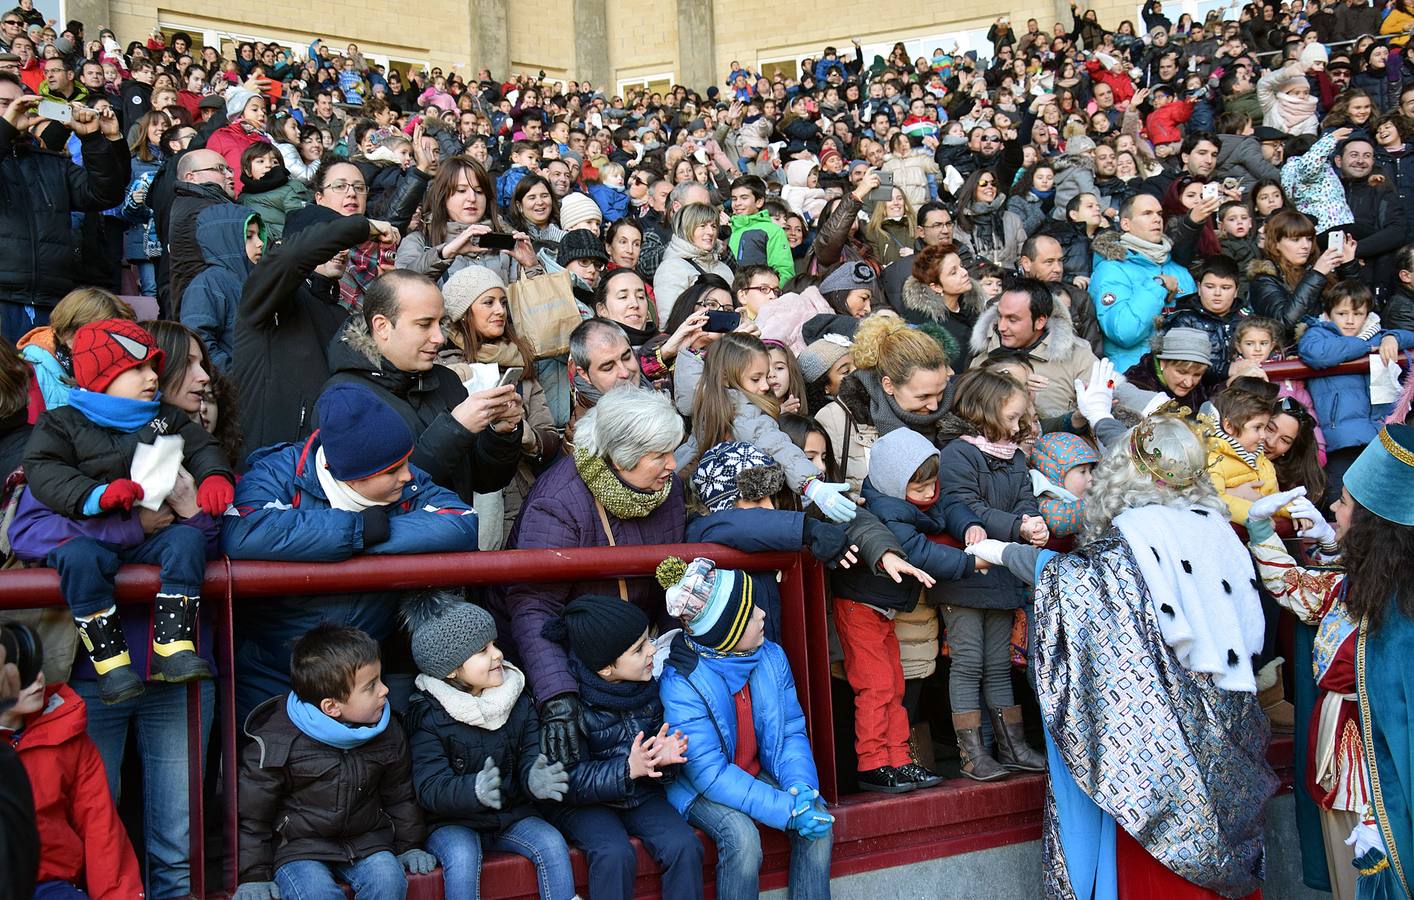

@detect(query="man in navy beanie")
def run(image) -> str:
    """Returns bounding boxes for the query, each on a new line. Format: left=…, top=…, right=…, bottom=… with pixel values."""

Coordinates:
left=221, top=382, right=479, bottom=722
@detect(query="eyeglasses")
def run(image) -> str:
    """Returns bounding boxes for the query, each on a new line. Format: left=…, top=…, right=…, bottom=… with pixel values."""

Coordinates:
left=188, top=163, right=233, bottom=176
left=325, top=180, right=368, bottom=194
left=977, top=179, right=996, bottom=188
left=698, top=298, right=729, bottom=310
left=980, top=135, right=1001, bottom=143
left=747, top=284, right=780, bottom=296
left=922, top=218, right=952, bottom=229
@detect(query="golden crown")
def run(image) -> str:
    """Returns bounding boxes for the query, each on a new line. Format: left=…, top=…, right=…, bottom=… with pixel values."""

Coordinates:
left=1127, top=410, right=1212, bottom=489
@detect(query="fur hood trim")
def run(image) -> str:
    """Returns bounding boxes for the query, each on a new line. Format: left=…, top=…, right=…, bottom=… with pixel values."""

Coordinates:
left=1246, top=257, right=1278, bottom=279
left=1092, top=229, right=1128, bottom=262
left=968, top=287, right=1084, bottom=365
left=1052, top=152, right=1096, bottom=175
left=336, top=314, right=382, bottom=366
left=901, top=275, right=984, bottom=321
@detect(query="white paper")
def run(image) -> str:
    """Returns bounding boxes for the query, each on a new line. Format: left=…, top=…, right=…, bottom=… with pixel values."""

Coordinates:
left=130, top=434, right=185, bottom=512
left=459, top=362, right=503, bottom=395
left=1369, top=352, right=1403, bottom=405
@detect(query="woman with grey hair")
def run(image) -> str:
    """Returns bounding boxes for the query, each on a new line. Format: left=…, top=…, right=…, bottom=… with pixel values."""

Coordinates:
left=966, top=414, right=1279, bottom=898
left=493, top=387, right=687, bottom=767
left=653, top=201, right=734, bottom=323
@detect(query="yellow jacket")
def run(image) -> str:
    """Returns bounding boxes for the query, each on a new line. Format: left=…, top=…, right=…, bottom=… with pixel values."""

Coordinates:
left=1207, top=434, right=1283, bottom=525
left=1382, top=8, right=1413, bottom=47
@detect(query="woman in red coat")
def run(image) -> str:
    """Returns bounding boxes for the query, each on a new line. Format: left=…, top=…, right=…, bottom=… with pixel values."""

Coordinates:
left=3, top=675, right=143, bottom=899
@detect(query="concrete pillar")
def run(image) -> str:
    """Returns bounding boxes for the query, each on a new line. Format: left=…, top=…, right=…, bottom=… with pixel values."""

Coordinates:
left=65, top=0, right=110, bottom=36
left=676, top=0, right=716, bottom=91
left=470, top=0, right=510, bottom=81
left=573, top=0, right=609, bottom=91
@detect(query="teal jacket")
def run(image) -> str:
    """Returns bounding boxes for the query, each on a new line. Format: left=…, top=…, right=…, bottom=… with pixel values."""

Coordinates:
left=1089, top=230, right=1196, bottom=371
left=729, top=210, right=795, bottom=282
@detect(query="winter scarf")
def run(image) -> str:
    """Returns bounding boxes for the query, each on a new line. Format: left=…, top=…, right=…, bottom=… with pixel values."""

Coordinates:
left=1212, top=422, right=1261, bottom=467
left=966, top=196, right=1007, bottom=259
left=617, top=319, right=660, bottom=349
left=470, top=340, right=526, bottom=368
left=242, top=163, right=290, bottom=195
left=414, top=661, right=526, bottom=731
left=314, top=446, right=384, bottom=512
left=285, top=692, right=391, bottom=749
left=685, top=635, right=764, bottom=694
left=1118, top=231, right=1174, bottom=266
left=570, top=369, right=654, bottom=408
left=1274, top=90, right=1318, bottom=131
left=573, top=445, right=673, bottom=519
left=855, top=368, right=947, bottom=436
left=570, top=655, right=660, bottom=711
left=68, top=389, right=160, bottom=432
left=960, top=433, right=1020, bottom=459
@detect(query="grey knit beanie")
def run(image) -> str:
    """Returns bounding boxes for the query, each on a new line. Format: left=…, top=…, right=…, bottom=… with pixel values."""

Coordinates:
left=797, top=333, right=852, bottom=383
left=402, top=591, right=498, bottom=678
left=442, top=265, right=507, bottom=325
left=867, top=427, right=941, bottom=499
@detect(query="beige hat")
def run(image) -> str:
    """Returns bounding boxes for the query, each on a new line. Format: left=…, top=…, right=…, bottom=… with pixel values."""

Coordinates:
left=441, top=264, right=507, bottom=324
left=559, top=192, right=603, bottom=232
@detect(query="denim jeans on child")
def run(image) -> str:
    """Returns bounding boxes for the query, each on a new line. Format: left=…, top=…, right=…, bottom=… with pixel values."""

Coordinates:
left=48, top=524, right=208, bottom=617
left=72, top=678, right=214, bottom=899
left=275, top=850, right=407, bottom=900
left=687, top=772, right=832, bottom=900
left=552, top=794, right=704, bottom=900
left=425, top=818, right=575, bottom=900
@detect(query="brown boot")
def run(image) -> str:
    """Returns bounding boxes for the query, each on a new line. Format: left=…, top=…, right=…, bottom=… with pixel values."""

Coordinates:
left=1258, top=659, right=1294, bottom=735
left=953, top=711, right=1009, bottom=782
left=988, top=705, right=1046, bottom=773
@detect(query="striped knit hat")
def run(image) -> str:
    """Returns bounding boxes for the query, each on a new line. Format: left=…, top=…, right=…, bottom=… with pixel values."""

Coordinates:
left=657, top=557, right=757, bottom=652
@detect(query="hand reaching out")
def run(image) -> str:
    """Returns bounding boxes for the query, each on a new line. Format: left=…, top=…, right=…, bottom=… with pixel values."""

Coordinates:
left=964, top=525, right=987, bottom=546
left=878, top=551, right=936, bottom=588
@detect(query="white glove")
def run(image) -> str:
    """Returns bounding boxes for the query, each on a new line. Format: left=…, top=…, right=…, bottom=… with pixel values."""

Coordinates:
left=1346, top=820, right=1387, bottom=858
left=1247, top=486, right=1305, bottom=523
left=964, top=538, right=1011, bottom=566
left=1074, top=358, right=1116, bottom=425
left=1141, top=392, right=1174, bottom=417
left=1287, top=496, right=1337, bottom=545
left=803, top=479, right=857, bottom=523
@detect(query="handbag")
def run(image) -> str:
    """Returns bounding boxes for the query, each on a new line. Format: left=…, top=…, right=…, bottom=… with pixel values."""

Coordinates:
left=507, top=270, right=582, bottom=359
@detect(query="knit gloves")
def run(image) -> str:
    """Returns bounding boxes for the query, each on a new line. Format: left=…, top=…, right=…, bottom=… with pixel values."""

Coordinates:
left=197, top=475, right=234, bottom=516
left=99, top=479, right=144, bottom=512
left=474, top=756, right=503, bottom=809
left=527, top=753, right=568, bottom=801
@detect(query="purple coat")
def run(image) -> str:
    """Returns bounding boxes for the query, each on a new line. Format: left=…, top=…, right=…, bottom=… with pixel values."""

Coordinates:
left=494, top=453, right=685, bottom=702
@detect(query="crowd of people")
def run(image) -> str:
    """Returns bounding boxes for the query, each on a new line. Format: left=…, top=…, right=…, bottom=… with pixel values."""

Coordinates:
left=4, top=0, right=1414, bottom=897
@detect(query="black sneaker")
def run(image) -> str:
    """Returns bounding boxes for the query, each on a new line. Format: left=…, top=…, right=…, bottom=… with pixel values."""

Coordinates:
left=856, top=766, right=916, bottom=794
left=896, top=761, right=945, bottom=789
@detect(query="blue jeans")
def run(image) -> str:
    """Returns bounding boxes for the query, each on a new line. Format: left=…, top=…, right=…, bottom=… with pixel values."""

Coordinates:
left=687, top=775, right=832, bottom=900
left=553, top=795, right=703, bottom=900
left=275, top=851, right=406, bottom=900
left=72, top=678, right=215, bottom=899
left=48, top=524, right=207, bottom=618
left=33, top=882, right=89, bottom=899
left=425, top=818, right=575, bottom=900
left=133, top=260, right=157, bottom=297
left=0, top=300, right=46, bottom=344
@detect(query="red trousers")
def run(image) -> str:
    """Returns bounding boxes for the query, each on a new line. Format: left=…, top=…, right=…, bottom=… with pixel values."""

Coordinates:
left=835, top=598, right=911, bottom=770
left=1115, top=827, right=1262, bottom=900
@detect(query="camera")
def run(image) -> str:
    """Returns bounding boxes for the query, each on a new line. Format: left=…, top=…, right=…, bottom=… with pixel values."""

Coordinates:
left=0, top=622, right=42, bottom=714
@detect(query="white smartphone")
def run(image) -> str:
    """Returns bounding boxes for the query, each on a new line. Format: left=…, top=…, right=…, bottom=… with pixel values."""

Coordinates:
left=496, top=367, right=524, bottom=388
left=1201, top=182, right=1220, bottom=202
left=1329, top=230, right=1345, bottom=255
left=37, top=99, right=71, bottom=124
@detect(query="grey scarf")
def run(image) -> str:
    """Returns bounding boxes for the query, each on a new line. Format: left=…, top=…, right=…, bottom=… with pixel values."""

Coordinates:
left=1118, top=231, right=1174, bottom=266
left=857, top=368, right=946, bottom=436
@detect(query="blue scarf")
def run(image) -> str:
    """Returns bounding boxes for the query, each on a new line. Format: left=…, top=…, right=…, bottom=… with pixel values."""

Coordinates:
left=285, top=692, right=390, bottom=749
left=686, top=635, right=764, bottom=694
left=68, top=388, right=160, bottom=432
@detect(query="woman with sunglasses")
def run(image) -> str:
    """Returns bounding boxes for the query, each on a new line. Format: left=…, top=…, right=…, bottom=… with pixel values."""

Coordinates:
left=953, top=168, right=1026, bottom=270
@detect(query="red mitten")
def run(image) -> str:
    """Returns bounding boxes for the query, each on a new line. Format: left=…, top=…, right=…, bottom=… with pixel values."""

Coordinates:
left=197, top=475, right=235, bottom=516
left=99, top=479, right=145, bottom=512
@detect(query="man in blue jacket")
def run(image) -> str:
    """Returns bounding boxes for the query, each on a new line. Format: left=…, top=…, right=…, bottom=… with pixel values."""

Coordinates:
left=1089, top=193, right=1196, bottom=371
left=221, top=382, right=478, bottom=722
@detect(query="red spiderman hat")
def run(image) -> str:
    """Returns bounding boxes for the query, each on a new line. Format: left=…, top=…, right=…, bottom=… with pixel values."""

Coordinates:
left=71, top=319, right=166, bottom=394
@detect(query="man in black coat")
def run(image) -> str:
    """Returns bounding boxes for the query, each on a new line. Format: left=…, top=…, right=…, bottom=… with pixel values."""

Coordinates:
left=0, top=74, right=129, bottom=341
left=322, top=269, right=523, bottom=504
left=1338, top=135, right=1406, bottom=294
left=164, top=148, right=238, bottom=317
left=233, top=206, right=397, bottom=459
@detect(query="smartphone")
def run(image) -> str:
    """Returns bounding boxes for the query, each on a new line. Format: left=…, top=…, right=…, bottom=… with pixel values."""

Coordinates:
left=1201, top=182, right=1220, bottom=202
left=496, top=366, right=524, bottom=387
left=704, top=310, right=741, bottom=333
left=1329, top=230, right=1345, bottom=255
left=1222, top=177, right=1241, bottom=192
left=867, top=170, right=895, bottom=204
left=37, top=99, right=71, bottom=124
left=476, top=232, right=518, bottom=252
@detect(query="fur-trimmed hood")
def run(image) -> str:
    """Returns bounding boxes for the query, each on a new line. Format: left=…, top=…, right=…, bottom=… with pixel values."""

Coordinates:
left=968, top=286, right=1086, bottom=365
left=1246, top=257, right=1279, bottom=280
left=1051, top=151, right=1096, bottom=176
left=1091, top=228, right=1128, bottom=262
left=327, top=315, right=445, bottom=399
left=901, top=275, right=985, bottom=323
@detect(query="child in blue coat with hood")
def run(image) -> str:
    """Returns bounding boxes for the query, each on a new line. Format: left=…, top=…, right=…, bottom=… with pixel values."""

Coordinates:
left=1296, top=279, right=1414, bottom=503
left=179, top=204, right=265, bottom=371
left=657, top=555, right=834, bottom=900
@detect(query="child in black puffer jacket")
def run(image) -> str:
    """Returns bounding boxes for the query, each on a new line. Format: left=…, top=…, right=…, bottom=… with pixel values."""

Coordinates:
left=402, top=591, right=576, bottom=900
left=542, top=595, right=703, bottom=900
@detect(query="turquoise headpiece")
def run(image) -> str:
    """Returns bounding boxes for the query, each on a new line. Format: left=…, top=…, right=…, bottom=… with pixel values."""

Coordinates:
left=1344, top=424, right=1414, bottom=526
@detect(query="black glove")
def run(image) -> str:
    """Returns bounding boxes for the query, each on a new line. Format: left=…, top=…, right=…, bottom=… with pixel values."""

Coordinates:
left=539, top=694, right=584, bottom=766
left=360, top=507, right=391, bottom=547
left=802, top=517, right=850, bottom=568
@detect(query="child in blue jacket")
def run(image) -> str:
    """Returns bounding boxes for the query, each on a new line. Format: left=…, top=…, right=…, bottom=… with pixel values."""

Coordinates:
left=587, top=162, right=630, bottom=223
left=657, top=555, right=834, bottom=899
left=1296, top=280, right=1414, bottom=503
left=542, top=595, right=703, bottom=900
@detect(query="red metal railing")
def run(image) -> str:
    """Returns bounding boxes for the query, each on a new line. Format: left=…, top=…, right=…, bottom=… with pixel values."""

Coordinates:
left=0, top=544, right=827, bottom=898
left=1262, top=355, right=1408, bottom=381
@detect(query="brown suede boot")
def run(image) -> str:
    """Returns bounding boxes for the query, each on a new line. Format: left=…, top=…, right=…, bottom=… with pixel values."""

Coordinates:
left=988, top=705, right=1047, bottom=772
left=953, top=711, right=1009, bottom=782
left=1258, top=659, right=1295, bottom=734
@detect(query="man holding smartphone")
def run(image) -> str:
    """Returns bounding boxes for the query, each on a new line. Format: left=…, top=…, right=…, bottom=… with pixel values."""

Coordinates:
left=322, top=269, right=525, bottom=505
left=0, top=74, right=129, bottom=341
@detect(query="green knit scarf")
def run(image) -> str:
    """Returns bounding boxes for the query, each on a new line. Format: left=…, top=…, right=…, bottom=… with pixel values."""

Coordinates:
left=573, top=446, right=672, bottom=519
